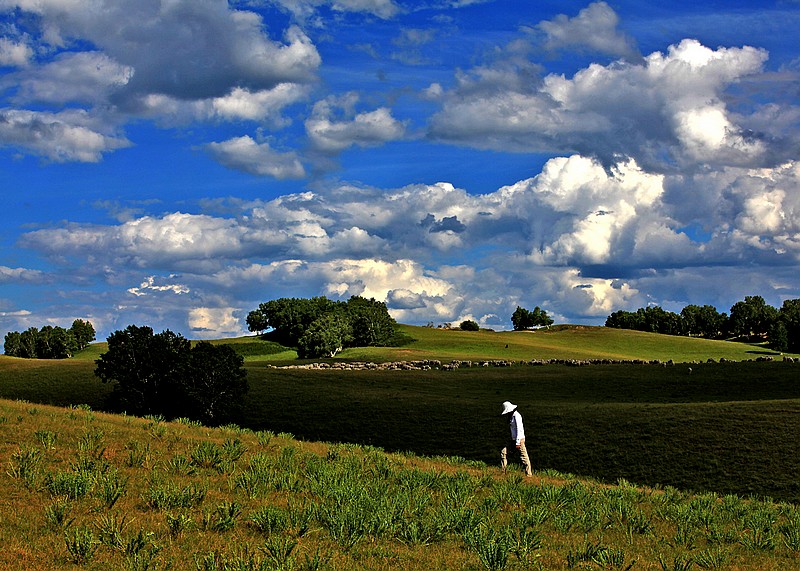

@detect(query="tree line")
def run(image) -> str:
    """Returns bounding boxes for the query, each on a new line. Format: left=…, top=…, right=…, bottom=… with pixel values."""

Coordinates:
left=3, top=319, right=95, bottom=359
left=246, top=295, right=399, bottom=358
left=605, top=296, right=800, bottom=352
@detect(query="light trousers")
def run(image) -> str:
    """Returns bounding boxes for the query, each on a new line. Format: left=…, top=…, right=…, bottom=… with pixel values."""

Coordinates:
left=500, top=438, right=532, bottom=476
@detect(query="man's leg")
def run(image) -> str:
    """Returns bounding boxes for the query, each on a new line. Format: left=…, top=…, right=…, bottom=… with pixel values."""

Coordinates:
left=518, top=438, right=532, bottom=476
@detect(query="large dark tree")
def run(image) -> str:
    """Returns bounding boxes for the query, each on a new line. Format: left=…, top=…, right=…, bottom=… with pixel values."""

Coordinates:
left=776, top=299, right=800, bottom=352
left=94, top=325, right=248, bottom=425
left=182, top=342, right=248, bottom=425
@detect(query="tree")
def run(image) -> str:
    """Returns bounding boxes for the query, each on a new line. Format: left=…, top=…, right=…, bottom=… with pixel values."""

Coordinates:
left=182, top=343, right=248, bottom=425
left=729, top=296, right=778, bottom=338
left=512, top=305, right=553, bottom=330
left=511, top=306, right=533, bottom=331
left=297, top=313, right=352, bottom=358
left=248, top=297, right=339, bottom=345
left=71, top=319, right=96, bottom=350
left=95, top=325, right=190, bottom=418
left=3, top=331, right=21, bottom=356
left=346, top=296, right=397, bottom=346
left=777, top=298, right=800, bottom=352
left=459, top=319, right=480, bottom=331
left=95, top=325, right=248, bottom=424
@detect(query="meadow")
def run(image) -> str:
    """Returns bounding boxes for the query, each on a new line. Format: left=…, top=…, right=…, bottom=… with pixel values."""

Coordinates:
left=1, top=325, right=799, bottom=569
left=1, top=325, right=798, bottom=502
left=2, top=399, right=799, bottom=571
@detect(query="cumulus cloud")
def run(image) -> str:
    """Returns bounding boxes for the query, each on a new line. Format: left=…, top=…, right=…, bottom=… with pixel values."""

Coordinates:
left=306, top=93, right=407, bottom=152
left=429, top=38, right=772, bottom=171
left=0, top=108, right=130, bottom=162
left=0, top=0, right=321, bottom=161
left=206, top=136, right=306, bottom=179
left=188, top=307, right=244, bottom=339
left=537, top=2, right=640, bottom=61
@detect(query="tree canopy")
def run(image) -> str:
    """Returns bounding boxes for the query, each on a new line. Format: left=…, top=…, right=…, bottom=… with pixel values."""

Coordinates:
left=4, top=319, right=95, bottom=359
left=605, top=296, right=799, bottom=352
left=247, top=295, right=398, bottom=358
left=94, top=325, right=247, bottom=425
left=511, top=306, right=553, bottom=331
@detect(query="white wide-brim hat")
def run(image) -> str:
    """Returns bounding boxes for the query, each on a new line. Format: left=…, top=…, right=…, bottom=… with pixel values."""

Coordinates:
left=500, top=401, right=517, bottom=415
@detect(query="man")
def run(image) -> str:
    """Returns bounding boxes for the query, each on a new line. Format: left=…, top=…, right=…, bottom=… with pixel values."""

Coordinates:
left=500, top=400, right=532, bottom=477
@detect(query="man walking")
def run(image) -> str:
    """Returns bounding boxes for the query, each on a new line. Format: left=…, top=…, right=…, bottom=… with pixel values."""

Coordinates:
left=500, top=401, right=532, bottom=477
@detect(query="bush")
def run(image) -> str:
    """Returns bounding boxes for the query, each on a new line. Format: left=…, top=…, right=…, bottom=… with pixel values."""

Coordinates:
left=460, top=320, right=480, bottom=331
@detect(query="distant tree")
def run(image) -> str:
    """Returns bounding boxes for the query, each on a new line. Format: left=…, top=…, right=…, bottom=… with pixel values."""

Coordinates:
left=18, top=327, right=39, bottom=358
left=605, top=310, right=641, bottom=330
left=36, top=325, right=79, bottom=359
left=729, top=296, right=778, bottom=338
left=459, top=320, right=480, bottom=331
left=245, top=310, right=269, bottom=334
left=768, top=320, right=789, bottom=352
left=247, top=295, right=398, bottom=357
left=95, top=325, right=248, bottom=424
left=71, top=319, right=96, bottom=350
left=681, top=305, right=728, bottom=338
left=3, top=331, right=21, bottom=357
left=776, top=298, right=800, bottom=352
left=248, top=297, right=339, bottom=345
left=511, top=307, right=533, bottom=330
left=346, top=296, right=397, bottom=346
left=512, top=306, right=553, bottom=330
left=297, top=313, right=352, bottom=358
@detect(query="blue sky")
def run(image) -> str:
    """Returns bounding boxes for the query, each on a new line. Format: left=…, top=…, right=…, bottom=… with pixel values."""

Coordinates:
left=1, top=0, right=799, bottom=341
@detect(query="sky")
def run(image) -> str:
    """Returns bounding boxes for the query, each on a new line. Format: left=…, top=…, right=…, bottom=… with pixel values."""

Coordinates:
left=0, top=0, right=799, bottom=342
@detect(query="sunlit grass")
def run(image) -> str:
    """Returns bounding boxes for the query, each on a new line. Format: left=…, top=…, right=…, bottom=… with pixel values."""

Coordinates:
left=1, top=398, right=798, bottom=571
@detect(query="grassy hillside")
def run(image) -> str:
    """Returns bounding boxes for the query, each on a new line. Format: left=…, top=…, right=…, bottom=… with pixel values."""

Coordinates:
left=70, top=324, right=790, bottom=364
left=1, top=326, right=798, bottom=504
left=2, top=398, right=799, bottom=571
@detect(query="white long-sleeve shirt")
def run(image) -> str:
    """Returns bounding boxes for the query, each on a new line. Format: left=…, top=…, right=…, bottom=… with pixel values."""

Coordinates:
left=509, top=410, right=525, bottom=444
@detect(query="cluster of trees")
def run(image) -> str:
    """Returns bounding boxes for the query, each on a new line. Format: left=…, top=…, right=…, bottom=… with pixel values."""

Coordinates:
left=94, top=325, right=247, bottom=425
left=4, top=319, right=95, bottom=359
left=246, top=296, right=398, bottom=358
left=605, top=296, right=800, bottom=352
left=511, top=306, right=554, bottom=331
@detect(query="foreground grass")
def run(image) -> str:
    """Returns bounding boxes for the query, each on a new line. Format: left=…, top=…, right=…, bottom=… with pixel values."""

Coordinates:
left=2, top=399, right=799, bottom=571
left=2, top=350, right=799, bottom=503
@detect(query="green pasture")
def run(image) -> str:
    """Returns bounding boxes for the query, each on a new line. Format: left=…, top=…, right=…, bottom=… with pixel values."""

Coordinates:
left=2, top=325, right=799, bottom=502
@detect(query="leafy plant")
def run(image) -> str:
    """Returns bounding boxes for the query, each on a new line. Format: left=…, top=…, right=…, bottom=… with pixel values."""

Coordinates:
left=64, top=526, right=99, bottom=564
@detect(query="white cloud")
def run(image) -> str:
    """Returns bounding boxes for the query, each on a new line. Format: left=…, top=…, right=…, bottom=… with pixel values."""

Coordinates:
left=0, top=108, right=130, bottom=162
left=537, top=2, right=640, bottom=61
left=0, top=37, right=33, bottom=67
left=0, top=265, right=46, bottom=283
left=127, top=275, right=190, bottom=297
left=188, top=307, right=245, bottom=339
left=8, top=51, right=132, bottom=105
left=270, top=0, right=400, bottom=21
left=306, top=94, right=407, bottom=152
left=206, top=136, right=306, bottom=179
left=430, top=38, right=771, bottom=171
left=15, top=154, right=800, bottom=333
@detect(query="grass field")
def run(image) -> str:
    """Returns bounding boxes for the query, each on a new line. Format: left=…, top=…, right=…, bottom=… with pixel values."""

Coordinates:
left=1, top=325, right=798, bottom=505
left=2, top=399, right=799, bottom=571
